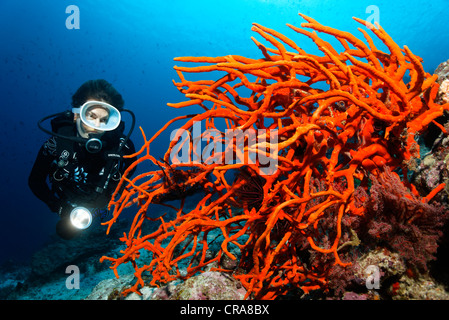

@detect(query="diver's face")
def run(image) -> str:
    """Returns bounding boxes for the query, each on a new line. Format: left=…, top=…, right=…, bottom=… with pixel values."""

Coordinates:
left=83, top=106, right=109, bottom=132
left=74, top=101, right=110, bottom=137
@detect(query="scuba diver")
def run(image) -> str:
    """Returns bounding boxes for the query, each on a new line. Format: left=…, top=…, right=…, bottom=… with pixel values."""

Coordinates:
left=28, top=79, right=137, bottom=240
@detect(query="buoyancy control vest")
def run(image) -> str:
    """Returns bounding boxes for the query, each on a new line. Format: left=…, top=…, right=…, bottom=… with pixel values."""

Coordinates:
left=49, top=112, right=127, bottom=208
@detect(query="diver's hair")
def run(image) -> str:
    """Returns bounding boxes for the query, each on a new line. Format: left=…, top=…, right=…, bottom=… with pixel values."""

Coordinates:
left=71, top=79, right=125, bottom=110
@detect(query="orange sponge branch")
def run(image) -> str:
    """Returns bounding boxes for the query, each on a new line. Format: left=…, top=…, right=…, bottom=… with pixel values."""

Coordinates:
left=100, top=14, right=449, bottom=299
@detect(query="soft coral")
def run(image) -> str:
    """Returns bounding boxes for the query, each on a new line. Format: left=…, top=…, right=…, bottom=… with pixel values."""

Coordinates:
left=359, top=167, right=449, bottom=271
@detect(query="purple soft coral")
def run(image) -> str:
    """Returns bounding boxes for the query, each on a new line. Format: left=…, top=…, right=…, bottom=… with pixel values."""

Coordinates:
left=361, top=167, right=449, bottom=271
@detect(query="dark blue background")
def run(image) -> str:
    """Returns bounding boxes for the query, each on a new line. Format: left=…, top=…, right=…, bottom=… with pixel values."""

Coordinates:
left=1, top=0, right=448, bottom=264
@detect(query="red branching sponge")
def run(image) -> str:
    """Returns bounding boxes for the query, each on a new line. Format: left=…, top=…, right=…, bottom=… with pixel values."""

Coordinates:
left=100, top=14, right=449, bottom=299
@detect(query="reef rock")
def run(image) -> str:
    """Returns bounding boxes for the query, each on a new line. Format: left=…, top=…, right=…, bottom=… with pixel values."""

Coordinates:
left=84, top=274, right=139, bottom=300
left=86, top=271, right=247, bottom=300
left=151, top=271, right=247, bottom=300
left=413, top=59, right=449, bottom=201
left=29, top=219, right=129, bottom=280
left=352, top=248, right=407, bottom=288
left=389, top=273, right=449, bottom=300
left=435, top=59, right=449, bottom=83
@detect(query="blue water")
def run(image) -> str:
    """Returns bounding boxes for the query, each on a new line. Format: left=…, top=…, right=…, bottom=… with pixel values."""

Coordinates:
left=1, top=0, right=448, bottom=265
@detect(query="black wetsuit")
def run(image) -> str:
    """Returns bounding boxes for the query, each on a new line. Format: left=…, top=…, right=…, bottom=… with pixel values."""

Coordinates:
left=28, top=116, right=136, bottom=238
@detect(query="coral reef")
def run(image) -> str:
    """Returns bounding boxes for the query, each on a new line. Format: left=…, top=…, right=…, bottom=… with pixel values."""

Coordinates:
left=151, top=271, right=247, bottom=300
left=2, top=219, right=134, bottom=300
left=85, top=274, right=141, bottom=300
left=30, top=219, right=128, bottom=278
left=85, top=271, right=246, bottom=300
left=413, top=59, right=449, bottom=202
left=100, top=14, right=449, bottom=299
left=388, top=273, right=449, bottom=300
left=0, top=260, right=31, bottom=299
left=352, top=248, right=406, bottom=286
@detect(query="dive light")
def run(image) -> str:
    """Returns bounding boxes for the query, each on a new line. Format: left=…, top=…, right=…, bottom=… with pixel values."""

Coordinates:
left=69, top=206, right=93, bottom=230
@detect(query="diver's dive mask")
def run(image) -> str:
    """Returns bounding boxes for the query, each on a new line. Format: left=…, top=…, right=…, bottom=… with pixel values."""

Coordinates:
left=72, top=101, right=121, bottom=132
left=71, top=101, right=122, bottom=153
